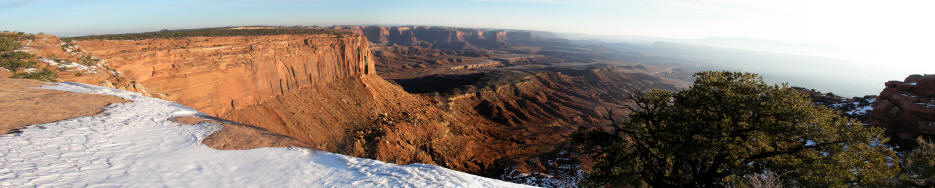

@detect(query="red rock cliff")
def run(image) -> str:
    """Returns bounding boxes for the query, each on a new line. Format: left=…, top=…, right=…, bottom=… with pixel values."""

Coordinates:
left=73, top=34, right=376, bottom=116
left=871, top=74, right=935, bottom=140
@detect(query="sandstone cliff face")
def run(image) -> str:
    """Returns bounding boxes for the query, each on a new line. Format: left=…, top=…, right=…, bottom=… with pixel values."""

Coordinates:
left=72, top=34, right=375, bottom=116
left=43, top=31, right=492, bottom=174
left=871, top=74, right=935, bottom=140
left=363, top=26, right=390, bottom=43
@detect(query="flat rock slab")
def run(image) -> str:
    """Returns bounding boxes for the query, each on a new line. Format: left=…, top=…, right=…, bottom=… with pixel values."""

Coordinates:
left=169, top=116, right=309, bottom=150
left=0, top=78, right=127, bottom=134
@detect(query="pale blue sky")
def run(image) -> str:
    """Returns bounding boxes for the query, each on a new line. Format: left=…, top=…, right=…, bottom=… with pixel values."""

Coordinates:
left=1, top=0, right=933, bottom=71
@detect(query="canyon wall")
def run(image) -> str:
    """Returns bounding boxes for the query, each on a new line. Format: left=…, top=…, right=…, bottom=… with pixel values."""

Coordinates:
left=333, top=26, right=534, bottom=48
left=72, top=34, right=376, bottom=116
left=47, top=31, right=502, bottom=174
left=21, top=30, right=675, bottom=179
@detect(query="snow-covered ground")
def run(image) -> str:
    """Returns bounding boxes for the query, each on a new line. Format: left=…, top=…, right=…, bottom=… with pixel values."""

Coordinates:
left=0, top=82, right=530, bottom=188
left=38, top=58, right=100, bottom=74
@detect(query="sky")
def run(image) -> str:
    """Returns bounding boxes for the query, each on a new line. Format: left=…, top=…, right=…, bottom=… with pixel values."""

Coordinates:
left=1, top=0, right=932, bottom=73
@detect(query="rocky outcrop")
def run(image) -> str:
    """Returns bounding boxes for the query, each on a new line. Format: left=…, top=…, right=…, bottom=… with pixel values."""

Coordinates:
left=793, top=87, right=876, bottom=122
left=71, top=33, right=375, bottom=116
left=870, top=74, right=935, bottom=141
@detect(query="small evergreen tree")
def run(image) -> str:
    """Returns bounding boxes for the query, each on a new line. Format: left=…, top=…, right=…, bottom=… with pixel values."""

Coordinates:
left=901, top=137, right=935, bottom=186
left=574, top=71, right=899, bottom=187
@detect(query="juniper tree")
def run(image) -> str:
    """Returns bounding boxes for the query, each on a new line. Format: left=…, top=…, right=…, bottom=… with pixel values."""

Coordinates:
left=574, top=71, right=899, bottom=187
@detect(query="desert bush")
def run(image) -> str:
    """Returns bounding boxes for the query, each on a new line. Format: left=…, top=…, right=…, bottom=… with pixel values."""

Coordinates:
left=0, top=51, right=36, bottom=71
left=0, top=37, right=19, bottom=52
left=61, top=41, right=81, bottom=53
left=10, top=68, right=56, bottom=81
left=1, top=32, right=39, bottom=72
left=0, top=32, right=36, bottom=42
left=573, top=71, right=899, bottom=187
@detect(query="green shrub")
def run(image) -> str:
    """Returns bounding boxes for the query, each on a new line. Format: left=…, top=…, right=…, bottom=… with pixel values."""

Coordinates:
left=0, top=33, right=37, bottom=72
left=573, top=71, right=899, bottom=187
left=0, top=37, right=19, bottom=52
left=0, top=32, right=37, bottom=43
left=10, top=68, right=56, bottom=81
left=901, top=137, right=935, bottom=186
left=0, top=51, right=37, bottom=71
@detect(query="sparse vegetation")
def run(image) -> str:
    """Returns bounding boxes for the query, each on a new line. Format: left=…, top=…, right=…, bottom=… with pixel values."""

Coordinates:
left=61, top=41, right=81, bottom=54
left=1, top=51, right=37, bottom=71
left=63, top=27, right=351, bottom=41
left=11, top=68, right=57, bottom=81
left=78, top=55, right=99, bottom=66
left=1, top=33, right=39, bottom=73
left=573, top=71, right=899, bottom=187
left=0, top=31, right=37, bottom=42
left=1, top=32, right=56, bottom=81
left=0, top=37, right=19, bottom=52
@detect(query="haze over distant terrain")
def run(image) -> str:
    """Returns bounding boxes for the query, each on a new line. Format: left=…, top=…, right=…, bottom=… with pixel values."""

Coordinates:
left=574, top=36, right=908, bottom=97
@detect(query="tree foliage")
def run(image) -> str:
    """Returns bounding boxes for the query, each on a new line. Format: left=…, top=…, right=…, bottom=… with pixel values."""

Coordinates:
left=573, top=71, right=899, bottom=187
left=901, top=137, right=935, bottom=186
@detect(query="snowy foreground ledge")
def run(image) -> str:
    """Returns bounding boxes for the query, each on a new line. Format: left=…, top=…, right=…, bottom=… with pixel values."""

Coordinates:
left=0, top=82, right=530, bottom=188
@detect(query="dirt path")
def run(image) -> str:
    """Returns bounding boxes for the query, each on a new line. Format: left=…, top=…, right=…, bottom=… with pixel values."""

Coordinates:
left=0, top=78, right=127, bottom=134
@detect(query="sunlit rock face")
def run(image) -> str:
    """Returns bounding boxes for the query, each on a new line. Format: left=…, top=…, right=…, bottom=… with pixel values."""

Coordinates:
left=73, top=33, right=376, bottom=116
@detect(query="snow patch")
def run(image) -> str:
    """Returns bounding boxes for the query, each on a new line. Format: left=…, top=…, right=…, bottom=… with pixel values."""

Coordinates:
left=0, top=82, right=529, bottom=188
left=846, top=105, right=873, bottom=115
left=38, top=57, right=99, bottom=74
